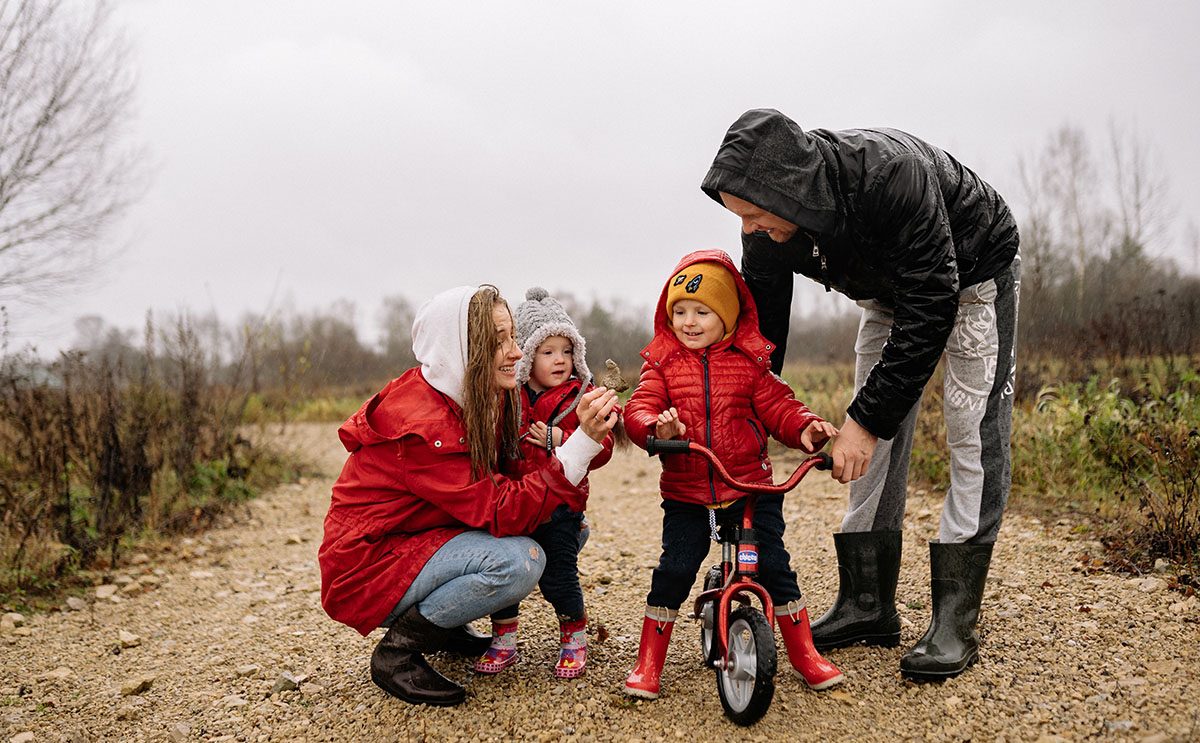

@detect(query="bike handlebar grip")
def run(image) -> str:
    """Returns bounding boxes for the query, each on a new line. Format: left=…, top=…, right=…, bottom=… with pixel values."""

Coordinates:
left=645, top=436, right=692, bottom=455
left=813, top=452, right=833, bottom=471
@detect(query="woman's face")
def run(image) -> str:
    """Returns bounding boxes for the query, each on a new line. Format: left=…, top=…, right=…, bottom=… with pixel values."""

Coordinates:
left=492, top=304, right=522, bottom=390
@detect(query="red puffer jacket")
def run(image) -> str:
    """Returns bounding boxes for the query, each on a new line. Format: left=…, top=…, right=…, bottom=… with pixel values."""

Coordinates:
left=318, top=369, right=587, bottom=635
left=503, top=378, right=615, bottom=497
left=624, top=249, right=823, bottom=506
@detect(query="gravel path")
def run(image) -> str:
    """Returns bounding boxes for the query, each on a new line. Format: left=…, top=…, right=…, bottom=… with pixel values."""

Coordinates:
left=2, top=423, right=1198, bottom=742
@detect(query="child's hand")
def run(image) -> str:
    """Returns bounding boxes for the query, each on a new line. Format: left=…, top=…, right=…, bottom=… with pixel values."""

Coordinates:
left=801, top=420, right=839, bottom=451
left=528, top=421, right=550, bottom=448
left=528, top=422, right=565, bottom=448
left=655, top=407, right=686, bottom=440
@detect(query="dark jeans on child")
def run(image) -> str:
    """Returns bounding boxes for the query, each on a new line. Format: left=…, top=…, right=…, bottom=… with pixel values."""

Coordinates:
left=647, top=492, right=803, bottom=609
left=493, top=504, right=588, bottom=622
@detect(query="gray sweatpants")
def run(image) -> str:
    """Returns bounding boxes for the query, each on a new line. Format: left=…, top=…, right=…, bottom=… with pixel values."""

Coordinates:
left=841, top=256, right=1021, bottom=544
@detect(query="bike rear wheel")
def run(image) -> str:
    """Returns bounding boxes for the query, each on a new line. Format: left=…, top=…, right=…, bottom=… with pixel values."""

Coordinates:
left=715, top=605, right=776, bottom=726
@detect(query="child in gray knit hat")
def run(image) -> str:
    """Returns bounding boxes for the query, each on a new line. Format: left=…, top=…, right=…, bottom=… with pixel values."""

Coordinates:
left=474, top=287, right=616, bottom=679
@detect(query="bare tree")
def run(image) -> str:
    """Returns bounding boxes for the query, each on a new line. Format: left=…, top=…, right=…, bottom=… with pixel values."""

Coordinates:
left=378, top=295, right=417, bottom=371
left=1108, top=119, right=1172, bottom=257
left=1039, top=126, right=1112, bottom=300
left=1186, top=220, right=1200, bottom=276
left=0, top=0, right=142, bottom=304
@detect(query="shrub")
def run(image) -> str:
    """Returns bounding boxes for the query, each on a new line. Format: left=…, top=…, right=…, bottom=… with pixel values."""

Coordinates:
left=0, top=315, right=300, bottom=601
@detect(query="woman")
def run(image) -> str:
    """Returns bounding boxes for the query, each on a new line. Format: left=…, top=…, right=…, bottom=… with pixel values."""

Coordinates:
left=318, top=285, right=618, bottom=706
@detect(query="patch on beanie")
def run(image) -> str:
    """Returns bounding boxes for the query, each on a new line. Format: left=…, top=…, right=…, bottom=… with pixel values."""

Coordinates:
left=673, top=274, right=688, bottom=286
left=685, top=275, right=702, bottom=293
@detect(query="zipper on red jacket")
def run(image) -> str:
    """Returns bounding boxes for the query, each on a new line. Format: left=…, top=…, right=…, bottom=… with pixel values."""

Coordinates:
left=747, top=418, right=767, bottom=459
left=702, top=351, right=717, bottom=505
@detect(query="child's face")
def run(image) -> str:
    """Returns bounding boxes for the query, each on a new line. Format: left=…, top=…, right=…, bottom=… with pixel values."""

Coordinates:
left=671, top=299, right=725, bottom=350
left=529, top=335, right=574, bottom=392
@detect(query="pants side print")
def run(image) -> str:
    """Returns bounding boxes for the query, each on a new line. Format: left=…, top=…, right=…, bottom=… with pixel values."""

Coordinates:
left=956, top=255, right=1020, bottom=543
left=841, top=256, right=1020, bottom=544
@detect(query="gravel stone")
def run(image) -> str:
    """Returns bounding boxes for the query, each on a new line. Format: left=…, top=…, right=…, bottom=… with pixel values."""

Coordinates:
left=94, top=585, right=118, bottom=600
left=119, top=674, right=155, bottom=696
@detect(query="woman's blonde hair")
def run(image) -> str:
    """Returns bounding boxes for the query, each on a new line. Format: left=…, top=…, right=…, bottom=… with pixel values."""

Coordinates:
left=462, top=285, right=520, bottom=480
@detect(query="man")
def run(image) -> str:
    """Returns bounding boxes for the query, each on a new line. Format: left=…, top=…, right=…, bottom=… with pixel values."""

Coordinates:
left=701, top=109, right=1020, bottom=680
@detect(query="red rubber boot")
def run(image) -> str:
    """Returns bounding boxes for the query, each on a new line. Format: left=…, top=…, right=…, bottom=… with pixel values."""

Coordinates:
left=778, top=603, right=845, bottom=690
left=553, top=615, right=588, bottom=679
left=474, top=618, right=519, bottom=674
left=623, top=606, right=676, bottom=699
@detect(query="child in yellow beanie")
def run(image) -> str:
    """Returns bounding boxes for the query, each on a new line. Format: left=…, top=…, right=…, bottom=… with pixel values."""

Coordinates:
left=622, top=249, right=844, bottom=700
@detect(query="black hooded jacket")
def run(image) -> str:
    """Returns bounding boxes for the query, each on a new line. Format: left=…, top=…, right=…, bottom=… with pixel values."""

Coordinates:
left=702, top=109, right=1018, bottom=440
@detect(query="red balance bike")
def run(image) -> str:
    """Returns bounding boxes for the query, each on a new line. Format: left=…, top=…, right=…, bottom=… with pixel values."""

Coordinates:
left=644, top=436, right=832, bottom=726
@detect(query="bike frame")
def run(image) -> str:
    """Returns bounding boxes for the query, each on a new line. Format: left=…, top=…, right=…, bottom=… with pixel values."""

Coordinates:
left=645, top=436, right=831, bottom=669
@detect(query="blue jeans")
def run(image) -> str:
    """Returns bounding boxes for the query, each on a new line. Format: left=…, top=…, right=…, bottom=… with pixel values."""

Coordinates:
left=382, top=531, right=547, bottom=629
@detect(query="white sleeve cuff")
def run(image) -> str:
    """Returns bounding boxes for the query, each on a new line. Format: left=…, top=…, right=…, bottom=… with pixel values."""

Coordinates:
left=554, top=434, right=604, bottom=486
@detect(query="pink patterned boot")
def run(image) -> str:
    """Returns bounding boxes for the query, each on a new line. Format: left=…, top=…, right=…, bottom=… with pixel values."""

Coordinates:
left=474, top=618, right=519, bottom=674
left=553, top=615, right=588, bottom=679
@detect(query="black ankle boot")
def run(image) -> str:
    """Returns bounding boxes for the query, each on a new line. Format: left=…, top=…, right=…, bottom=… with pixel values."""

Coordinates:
left=900, top=541, right=993, bottom=681
left=370, top=607, right=467, bottom=706
left=810, top=530, right=902, bottom=650
left=439, top=623, right=492, bottom=657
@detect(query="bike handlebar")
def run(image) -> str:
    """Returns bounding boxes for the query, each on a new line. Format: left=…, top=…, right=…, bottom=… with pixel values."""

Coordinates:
left=645, top=436, right=832, bottom=494
left=643, top=436, right=693, bottom=455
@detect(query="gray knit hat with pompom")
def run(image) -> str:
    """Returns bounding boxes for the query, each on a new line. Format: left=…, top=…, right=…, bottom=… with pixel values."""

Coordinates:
left=514, top=287, right=591, bottom=425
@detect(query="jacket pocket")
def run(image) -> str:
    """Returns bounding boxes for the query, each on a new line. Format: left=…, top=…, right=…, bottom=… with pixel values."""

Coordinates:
left=746, top=418, right=768, bottom=460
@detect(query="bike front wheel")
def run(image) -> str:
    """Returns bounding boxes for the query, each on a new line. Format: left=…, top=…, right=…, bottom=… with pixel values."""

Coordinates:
left=714, top=605, right=776, bottom=726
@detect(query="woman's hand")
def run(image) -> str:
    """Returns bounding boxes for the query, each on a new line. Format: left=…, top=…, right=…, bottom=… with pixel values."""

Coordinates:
left=800, top=420, right=839, bottom=451
left=576, top=387, right=619, bottom=443
left=655, top=407, right=686, bottom=440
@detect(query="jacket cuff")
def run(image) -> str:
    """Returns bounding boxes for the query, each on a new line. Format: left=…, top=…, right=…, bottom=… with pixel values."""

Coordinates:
left=555, top=433, right=603, bottom=486
left=846, top=400, right=897, bottom=441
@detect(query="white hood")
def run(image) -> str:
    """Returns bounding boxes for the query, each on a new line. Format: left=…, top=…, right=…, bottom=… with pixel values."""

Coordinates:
left=411, top=285, right=477, bottom=408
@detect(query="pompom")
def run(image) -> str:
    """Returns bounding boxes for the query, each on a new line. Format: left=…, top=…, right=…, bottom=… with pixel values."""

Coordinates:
left=525, top=286, right=549, bottom=302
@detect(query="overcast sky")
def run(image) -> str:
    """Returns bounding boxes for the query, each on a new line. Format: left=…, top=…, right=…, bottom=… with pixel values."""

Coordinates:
left=11, top=0, right=1200, bottom=352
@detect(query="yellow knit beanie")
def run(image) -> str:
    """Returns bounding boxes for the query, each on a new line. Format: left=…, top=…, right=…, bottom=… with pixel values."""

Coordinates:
left=665, top=261, right=740, bottom=337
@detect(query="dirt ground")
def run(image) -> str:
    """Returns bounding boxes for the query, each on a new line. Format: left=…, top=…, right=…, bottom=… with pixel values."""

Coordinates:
left=2, top=422, right=1198, bottom=742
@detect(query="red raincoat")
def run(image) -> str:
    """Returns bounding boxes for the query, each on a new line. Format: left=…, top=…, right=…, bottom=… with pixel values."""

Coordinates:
left=504, top=377, right=615, bottom=496
left=624, top=249, right=823, bottom=505
left=318, top=369, right=587, bottom=635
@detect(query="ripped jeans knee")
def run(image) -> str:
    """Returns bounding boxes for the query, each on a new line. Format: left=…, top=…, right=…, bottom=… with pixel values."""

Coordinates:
left=384, top=532, right=547, bottom=628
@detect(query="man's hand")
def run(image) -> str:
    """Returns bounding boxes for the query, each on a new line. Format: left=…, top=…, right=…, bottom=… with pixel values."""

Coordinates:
left=800, top=420, right=839, bottom=452
left=577, top=387, right=619, bottom=443
left=655, top=407, right=686, bottom=440
left=829, top=415, right=878, bottom=484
